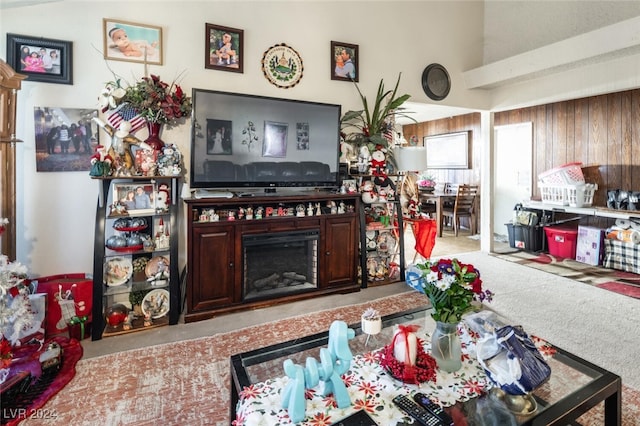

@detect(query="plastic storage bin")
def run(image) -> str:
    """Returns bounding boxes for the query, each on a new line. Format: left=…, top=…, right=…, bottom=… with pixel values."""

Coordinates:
left=544, top=226, right=578, bottom=259
left=506, top=223, right=545, bottom=252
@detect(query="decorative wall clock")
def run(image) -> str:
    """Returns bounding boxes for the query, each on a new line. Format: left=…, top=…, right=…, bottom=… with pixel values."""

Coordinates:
left=261, top=43, right=304, bottom=88
left=421, top=63, right=451, bottom=101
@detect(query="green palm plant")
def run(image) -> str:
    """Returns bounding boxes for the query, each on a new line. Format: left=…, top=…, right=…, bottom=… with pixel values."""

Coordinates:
left=340, top=73, right=414, bottom=151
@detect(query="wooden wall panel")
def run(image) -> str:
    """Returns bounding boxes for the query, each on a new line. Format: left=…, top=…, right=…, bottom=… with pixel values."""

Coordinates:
left=406, top=87, right=640, bottom=210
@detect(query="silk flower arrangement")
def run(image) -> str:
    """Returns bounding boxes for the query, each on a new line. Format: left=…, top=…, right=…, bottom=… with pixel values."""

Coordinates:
left=407, top=258, right=493, bottom=324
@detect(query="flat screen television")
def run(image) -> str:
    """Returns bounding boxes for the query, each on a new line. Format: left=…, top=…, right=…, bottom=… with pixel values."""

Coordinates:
left=190, top=88, right=341, bottom=192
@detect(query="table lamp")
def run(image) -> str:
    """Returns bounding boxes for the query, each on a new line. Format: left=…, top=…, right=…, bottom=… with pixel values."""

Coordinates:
left=394, top=146, right=427, bottom=201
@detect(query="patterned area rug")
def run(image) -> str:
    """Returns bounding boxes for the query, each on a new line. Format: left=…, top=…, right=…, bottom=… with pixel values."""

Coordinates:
left=494, top=250, right=640, bottom=299
left=20, top=292, right=640, bottom=426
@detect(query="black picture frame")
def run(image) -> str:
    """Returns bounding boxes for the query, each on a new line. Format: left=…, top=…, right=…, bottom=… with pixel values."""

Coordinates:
left=331, top=41, right=358, bottom=82
left=6, top=33, right=73, bottom=85
left=205, top=23, right=243, bottom=73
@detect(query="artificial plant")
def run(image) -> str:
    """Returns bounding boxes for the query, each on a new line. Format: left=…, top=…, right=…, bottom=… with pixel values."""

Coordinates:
left=340, top=73, right=414, bottom=152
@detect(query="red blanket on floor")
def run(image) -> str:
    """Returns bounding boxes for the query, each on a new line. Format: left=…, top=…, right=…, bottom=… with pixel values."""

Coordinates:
left=1, top=337, right=83, bottom=426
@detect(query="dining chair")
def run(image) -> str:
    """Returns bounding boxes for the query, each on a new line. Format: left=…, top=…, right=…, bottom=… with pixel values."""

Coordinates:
left=441, top=184, right=479, bottom=236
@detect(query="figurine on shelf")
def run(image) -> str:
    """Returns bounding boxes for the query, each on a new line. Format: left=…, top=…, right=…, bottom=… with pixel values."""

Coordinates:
left=296, top=204, right=306, bottom=217
left=255, top=207, right=264, bottom=219
left=408, top=196, right=420, bottom=219
left=307, top=203, right=314, bottom=216
left=238, top=207, right=245, bottom=219
left=360, top=180, right=378, bottom=204
left=369, top=144, right=387, bottom=177
left=92, top=117, right=152, bottom=177
left=89, top=144, right=114, bottom=177
left=357, top=145, right=371, bottom=173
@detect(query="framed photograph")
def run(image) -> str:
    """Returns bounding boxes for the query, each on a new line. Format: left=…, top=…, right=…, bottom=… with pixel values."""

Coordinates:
left=263, top=121, right=288, bottom=157
left=103, top=19, right=163, bottom=65
left=331, top=41, right=358, bottom=82
left=34, top=107, right=99, bottom=172
left=6, top=33, right=73, bottom=84
left=112, top=183, right=156, bottom=215
left=205, top=23, right=243, bottom=73
left=206, top=119, right=232, bottom=154
left=425, top=131, right=470, bottom=169
left=296, top=122, right=309, bottom=150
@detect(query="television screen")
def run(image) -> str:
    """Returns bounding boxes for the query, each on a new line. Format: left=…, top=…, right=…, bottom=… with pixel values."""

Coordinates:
left=190, top=89, right=341, bottom=191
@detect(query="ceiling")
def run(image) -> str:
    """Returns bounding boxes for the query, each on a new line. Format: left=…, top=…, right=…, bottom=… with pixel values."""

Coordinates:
left=397, top=102, right=478, bottom=125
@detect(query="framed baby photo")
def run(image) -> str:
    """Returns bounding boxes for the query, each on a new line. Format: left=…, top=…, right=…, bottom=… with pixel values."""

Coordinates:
left=331, top=41, right=358, bottom=82
left=103, top=19, right=163, bottom=65
left=6, top=33, right=73, bottom=84
left=205, top=23, right=243, bottom=73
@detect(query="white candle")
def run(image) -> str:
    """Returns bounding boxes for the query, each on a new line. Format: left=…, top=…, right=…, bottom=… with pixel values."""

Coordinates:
left=393, top=326, right=418, bottom=366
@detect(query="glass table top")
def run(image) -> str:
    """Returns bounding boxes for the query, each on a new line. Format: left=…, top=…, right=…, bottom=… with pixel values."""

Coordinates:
left=230, top=307, right=621, bottom=425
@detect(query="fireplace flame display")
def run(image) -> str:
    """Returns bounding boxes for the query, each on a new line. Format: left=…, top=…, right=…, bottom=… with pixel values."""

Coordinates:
left=242, top=230, right=319, bottom=301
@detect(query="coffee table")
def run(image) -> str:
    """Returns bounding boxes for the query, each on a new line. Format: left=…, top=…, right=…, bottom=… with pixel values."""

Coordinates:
left=230, top=308, right=621, bottom=425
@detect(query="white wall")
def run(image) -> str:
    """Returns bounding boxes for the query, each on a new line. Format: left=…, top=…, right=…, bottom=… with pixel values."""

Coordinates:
left=4, top=1, right=640, bottom=277
left=1, top=1, right=486, bottom=276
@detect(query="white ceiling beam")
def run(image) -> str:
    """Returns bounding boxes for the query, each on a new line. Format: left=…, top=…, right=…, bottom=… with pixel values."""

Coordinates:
left=463, top=15, right=640, bottom=89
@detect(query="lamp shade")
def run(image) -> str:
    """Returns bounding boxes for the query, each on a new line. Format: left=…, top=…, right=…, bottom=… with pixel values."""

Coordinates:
left=394, top=146, right=427, bottom=172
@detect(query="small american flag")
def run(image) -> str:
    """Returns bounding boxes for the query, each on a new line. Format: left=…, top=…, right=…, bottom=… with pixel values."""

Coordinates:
left=106, top=103, right=146, bottom=134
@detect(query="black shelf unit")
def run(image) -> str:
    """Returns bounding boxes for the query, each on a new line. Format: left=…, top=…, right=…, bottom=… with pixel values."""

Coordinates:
left=91, top=176, right=181, bottom=340
left=354, top=175, right=405, bottom=287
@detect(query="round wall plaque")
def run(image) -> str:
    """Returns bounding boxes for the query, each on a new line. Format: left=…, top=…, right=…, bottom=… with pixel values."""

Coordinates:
left=261, top=43, right=304, bottom=89
left=421, top=63, right=451, bottom=101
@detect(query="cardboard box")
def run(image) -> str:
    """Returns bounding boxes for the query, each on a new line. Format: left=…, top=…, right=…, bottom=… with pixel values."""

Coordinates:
left=575, top=225, right=605, bottom=265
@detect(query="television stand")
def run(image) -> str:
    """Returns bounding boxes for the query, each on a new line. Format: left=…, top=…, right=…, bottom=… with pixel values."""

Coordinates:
left=183, top=192, right=361, bottom=322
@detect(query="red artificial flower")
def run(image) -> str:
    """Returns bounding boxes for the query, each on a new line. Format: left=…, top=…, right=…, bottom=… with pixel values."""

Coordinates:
left=0, top=338, right=13, bottom=368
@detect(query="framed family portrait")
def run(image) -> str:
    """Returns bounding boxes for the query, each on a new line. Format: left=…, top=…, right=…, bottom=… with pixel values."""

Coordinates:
left=331, top=41, right=358, bottom=82
left=205, top=23, right=243, bottom=73
left=33, top=107, right=99, bottom=172
left=112, top=183, right=156, bottom=215
left=6, top=33, right=73, bottom=84
left=103, top=19, right=163, bottom=65
left=263, top=121, right=288, bottom=157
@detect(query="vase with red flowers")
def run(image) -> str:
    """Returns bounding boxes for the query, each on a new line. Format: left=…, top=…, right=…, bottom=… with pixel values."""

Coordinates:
left=406, top=258, right=493, bottom=372
left=121, top=74, right=192, bottom=150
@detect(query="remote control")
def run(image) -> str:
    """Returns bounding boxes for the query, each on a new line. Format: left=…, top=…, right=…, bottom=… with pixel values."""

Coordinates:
left=413, top=392, right=454, bottom=426
left=392, top=394, right=443, bottom=426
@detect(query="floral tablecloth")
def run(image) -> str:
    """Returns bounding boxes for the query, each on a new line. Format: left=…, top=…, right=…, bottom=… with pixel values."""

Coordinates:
left=233, top=323, right=553, bottom=425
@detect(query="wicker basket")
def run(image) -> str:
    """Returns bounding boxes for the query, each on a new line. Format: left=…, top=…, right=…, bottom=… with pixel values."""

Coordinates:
left=538, top=162, right=585, bottom=186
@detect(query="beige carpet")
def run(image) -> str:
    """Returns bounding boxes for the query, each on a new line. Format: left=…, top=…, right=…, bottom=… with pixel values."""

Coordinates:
left=22, top=279, right=640, bottom=425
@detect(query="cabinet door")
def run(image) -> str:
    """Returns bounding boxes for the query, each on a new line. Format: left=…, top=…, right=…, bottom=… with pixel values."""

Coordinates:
left=190, top=224, right=235, bottom=311
left=323, top=216, right=357, bottom=288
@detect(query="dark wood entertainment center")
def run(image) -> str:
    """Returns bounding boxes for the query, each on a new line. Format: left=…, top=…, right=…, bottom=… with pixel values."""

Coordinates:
left=184, top=192, right=361, bottom=322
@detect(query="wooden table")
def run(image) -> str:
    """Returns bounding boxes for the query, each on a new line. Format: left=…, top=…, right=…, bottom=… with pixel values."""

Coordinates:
left=418, top=190, right=456, bottom=237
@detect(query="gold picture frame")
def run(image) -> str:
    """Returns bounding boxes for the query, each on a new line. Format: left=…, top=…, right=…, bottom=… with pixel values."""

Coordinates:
left=103, top=19, right=163, bottom=65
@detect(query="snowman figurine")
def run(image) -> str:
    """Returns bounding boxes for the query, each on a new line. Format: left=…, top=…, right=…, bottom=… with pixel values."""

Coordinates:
left=361, top=180, right=378, bottom=204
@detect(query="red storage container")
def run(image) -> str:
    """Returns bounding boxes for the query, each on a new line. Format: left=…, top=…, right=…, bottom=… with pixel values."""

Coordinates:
left=544, top=226, right=578, bottom=259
